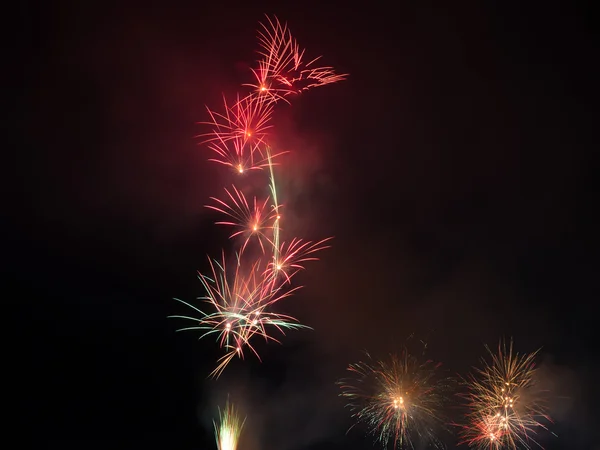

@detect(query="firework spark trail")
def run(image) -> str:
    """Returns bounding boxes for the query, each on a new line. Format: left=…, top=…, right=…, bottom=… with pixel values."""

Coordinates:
left=266, top=147, right=281, bottom=266
left=215, top=401, right=246, bottom=450
left=459, top=340, right=553, bottom=450
left=338, top=346, right=452, bottom=449
left=170, top=14, right=346, bottom=377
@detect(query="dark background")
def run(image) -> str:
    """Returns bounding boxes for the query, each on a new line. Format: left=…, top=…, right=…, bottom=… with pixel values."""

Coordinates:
left=8, top=1, right=597, bottom=449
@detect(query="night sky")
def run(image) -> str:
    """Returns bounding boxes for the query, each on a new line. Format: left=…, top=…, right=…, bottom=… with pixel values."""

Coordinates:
left=9, top=2, right=597, bottom=449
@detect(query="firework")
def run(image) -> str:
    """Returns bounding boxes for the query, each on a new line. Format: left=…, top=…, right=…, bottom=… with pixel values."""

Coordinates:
left=265, top=237, right=333, bottom=285
left=459, top=340, right=553, bottom=450
left=197, top=94, right=281, bottom=174
left=169, top=251, right=308, bottom=377
left=245, top=14, right=348, bottom=103
left=206, top=185, right=276, bottom=254
left=247, top=15, right=299, bottom=104
left=338, top=347, right=452, bottom=449
left=199, top=94, right=273, bottom=146
left=171, top=15, right=346, bottom=377
left=215, top=400, right=246, bottom=450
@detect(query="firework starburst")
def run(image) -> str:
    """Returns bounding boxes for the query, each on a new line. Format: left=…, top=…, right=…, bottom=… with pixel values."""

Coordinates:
left=245, top=14, right=348, bottom=104
left=338, top=345, right=452, bottom=449
left=459, top=340, right=553, bottom=450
